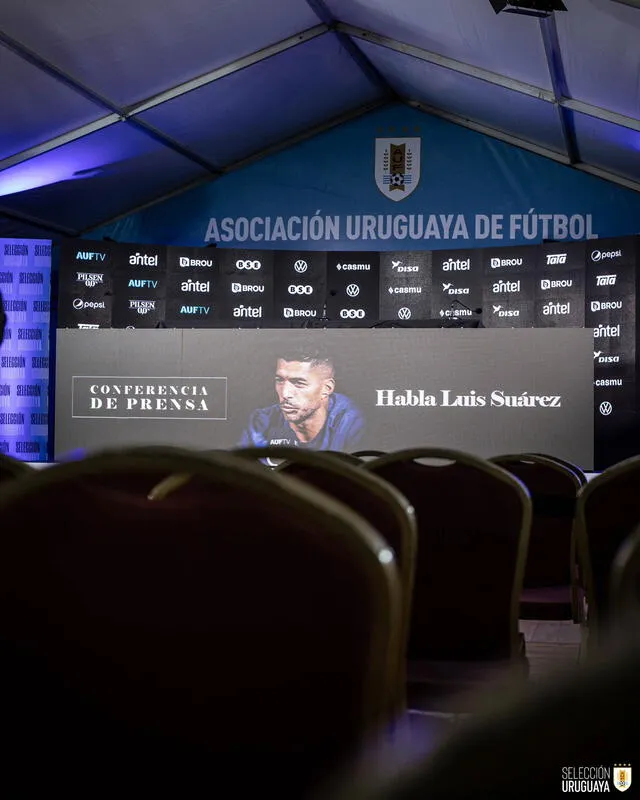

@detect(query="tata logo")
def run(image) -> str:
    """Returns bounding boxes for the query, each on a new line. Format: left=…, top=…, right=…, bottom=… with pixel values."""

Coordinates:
left=441, top=258, right=470, bottom=271
left=128, top=279, right=159, bottom=289
left=546, top=254, right=567, bottom=265
left=288, top=284, right=313, bottom=295
left=591, top=249, right=622, bottom=262
left=181, top=279, right=210, bottom=292
left=129, top=253, right=158, bottom=266
left=76, top=251, right=107, bottom=262
left=442, top=282, right=469, bottom=295
left=231, top=283, right=264, bottom=293
left=179, top=305, right=211, bottom=315
left=596, top=274, right=617, bottom=286
left=542, top=301, right=571, bottom=316
left=492, top=280, right=520, bottom=293
left=492, top=305, right=519, bottom=318
left=591, top=300, right=622, bottom=312
left=179, top=256, right=213, bottom=268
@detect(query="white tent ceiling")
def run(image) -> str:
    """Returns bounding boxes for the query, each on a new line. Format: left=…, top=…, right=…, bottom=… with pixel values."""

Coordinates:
left=0, top=0, right=638, bottom=239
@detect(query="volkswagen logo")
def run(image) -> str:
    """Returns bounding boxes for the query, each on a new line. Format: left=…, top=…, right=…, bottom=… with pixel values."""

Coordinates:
left=599, top=401, right=613, bottom=416
left=294, top=259, right=308, bottom=273
left=398, top=307, right=412, bottom=320
left=346, top=284, right=360, bottom=298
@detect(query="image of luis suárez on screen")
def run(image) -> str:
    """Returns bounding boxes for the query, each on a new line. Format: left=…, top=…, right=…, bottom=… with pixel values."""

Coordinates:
left=239, top=349, right=365, bottom=450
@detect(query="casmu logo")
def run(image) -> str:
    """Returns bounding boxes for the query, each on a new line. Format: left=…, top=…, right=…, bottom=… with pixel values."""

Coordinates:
left=336, top=263, right=370, bottom=271
left=439, top=308, right=471, bottom=318
left=593, top=324, right=620, bottom=338
left=179, top=257, right=213, bottom=268
left=375, top=389, right=561, bottom=408
left=591, top=300, right=623, bottom=312
left=596, top=274, right=617, bottom=286
left=540, top=278, right=572, bottom=290
left=76, top=251, right=106, bottom=262
left=284, top=308, right=317, bottom=318
left=442, top=282, right=469, bottom=295
left=492, top=305, right=519, bottom=318
left=441, top=258, right=470, bottom=271
left=490, top=257, right=523, bottom=269
left=129, top=299, right=156, bottom=315
left=129, top=253, right=159, bottom=266
left=492, top=280, right=520, bottom=293
left=546, top=254, right=567, bottom=265
left=181, top=280, right=210, bottom=292
left=180, top=305, right=210, bottom=315
left=591, top=249, right=622, bottom=262
left=594, top=351, right=620, bottom=364
left=543, top=301, right=571, bottom=315
left=387, top=286, right=422, bottom=294
left=233, top=305, right=262, bottom=318
left=77, top=272, right=104, bottom=287
left=391, top=260, right=419, bottom=273
left=231, top=282, right=263, bottom=293
left=128, top=279, right=158, bottom=289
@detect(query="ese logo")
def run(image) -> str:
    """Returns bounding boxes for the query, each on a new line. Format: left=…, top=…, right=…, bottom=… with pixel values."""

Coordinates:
left=346, top=284, right=360, bottom=298
left=340, top=308, right=365, bottom=319
left=288, top=284, right=313, bottom=295
left=546, top=254, right=567, bottom=265
left=236, top=260, right=261, bottom=270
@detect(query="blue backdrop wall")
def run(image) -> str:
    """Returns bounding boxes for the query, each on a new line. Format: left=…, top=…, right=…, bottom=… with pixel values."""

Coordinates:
left=88, top=103, right=640, bottom=250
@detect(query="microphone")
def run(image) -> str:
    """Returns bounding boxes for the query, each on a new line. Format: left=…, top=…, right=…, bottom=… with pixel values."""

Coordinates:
left=450, top=298, right=482, bottom=315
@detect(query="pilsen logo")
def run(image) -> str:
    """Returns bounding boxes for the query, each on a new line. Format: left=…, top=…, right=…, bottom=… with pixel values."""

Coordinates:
left=129, top=299, right=156, bottom=315
left=77, top=272, right=104, bottom=287
left=375, top=136, right=421, bottom=201
left=375, top=389, right=562, bottom=408
left=71, top=377, right=228, bottom=420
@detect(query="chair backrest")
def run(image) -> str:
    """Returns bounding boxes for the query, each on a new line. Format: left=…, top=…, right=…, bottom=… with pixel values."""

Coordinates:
left=365, top=448, right=531, bottom=662
left=0, top=453, right=33, bottom=484
left=0, top=447, right=402, bottom=790
left=526, top=453, right=588, bottom=487
left=490, top=454, right=580, bottom=588
left=232, top=445, right=418, bottom=706
left=353, top=450, right=387, bottom=460
left=610, top=526, right=640, bottom=631
left=574, top=454, right=640, bottom=638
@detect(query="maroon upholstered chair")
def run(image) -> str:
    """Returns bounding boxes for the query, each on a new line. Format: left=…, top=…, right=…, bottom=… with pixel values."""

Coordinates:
left=0, top=447, right=402, bottom=795
left=365, top=448, right=532, bottom=710
left=490, top=454, right=581, bottom=620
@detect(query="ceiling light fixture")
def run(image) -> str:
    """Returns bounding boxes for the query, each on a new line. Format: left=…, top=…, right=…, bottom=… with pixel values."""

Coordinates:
left=490, top=0, right=567, bottom=18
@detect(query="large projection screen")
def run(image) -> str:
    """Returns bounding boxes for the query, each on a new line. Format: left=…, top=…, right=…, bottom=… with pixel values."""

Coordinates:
left=55, top=328, right=594, bottom=468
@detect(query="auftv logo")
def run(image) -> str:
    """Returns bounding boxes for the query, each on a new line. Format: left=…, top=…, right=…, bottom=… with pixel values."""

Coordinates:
left=76, top=251, right=107, bottom=262
left=180, top=305, right=211, bottom=316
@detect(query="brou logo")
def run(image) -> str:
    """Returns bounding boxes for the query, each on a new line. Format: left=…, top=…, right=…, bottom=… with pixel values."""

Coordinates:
left=492, top=280, right=520, bottom=293
left=596, top=274, right=617, bottom=286
left=179, top=256, right=213, bottom=268
left=128, top=279, right=159, bottom=289
left=540, top=279, right=572, bottom=290
left=284, top=308, right=317, bottom=318
left=591, top=300, right=623, bottom=312
left=490, top=257, right=523, bottom=269
left=546, top=254, right=567, bottom=265
left=180, top=305, right=210, bottom=315
left=231, top=282, right=263, bottom=293
left=442, top=282, right=469, bottom=295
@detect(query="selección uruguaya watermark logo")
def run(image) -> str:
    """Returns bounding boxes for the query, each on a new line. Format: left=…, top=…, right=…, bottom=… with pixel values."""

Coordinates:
left=562, top=764, right=631, bottom=792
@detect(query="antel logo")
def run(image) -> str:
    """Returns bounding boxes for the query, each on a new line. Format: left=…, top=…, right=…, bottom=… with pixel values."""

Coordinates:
left=236, top=260, right=261, bottom=270
left=129, top=253, right=158, bottom=267
left=340, top=308, right=365, bottom=319
left=591, top=249, right=622, bottom=262
left=284, top=307, right=317, bottom=318
left=492, top=305, right=519, bottom=318
left=76, top=272, right=104, bottom=287
left=391, top=259, right=419, bottom=273
left=233, top=305, right=262, bottom=318
left=546, top=254, right=567, bottom=265
left=540, top=278, right=572, bottom=290
left=593, top=324, right=621, bottom=338
left=231, top=282, right=264, bottom=294
left=596, top=274, right=617, bottom=286
left=129, top=299, right=156, bottom=315
left=442, top=282, right=469, bottom=296
left=490, top=257, right=523, bottom=269
left=179, top=257, right=213, bottom=268
left=441, top=258, right=470, bottom=271
left=594, top=351, right=621, bottom=364
left=346, top=284, right=360, bottom=298
left=591, top=300, right=623, bottom=312
left=181, top=279, right=210, bottom=293
left=492, top=279, right=521, bottom=293
left=76, top=251, right=107, bottom=262
left=294, top=260, right=308, bottom=273
left=542, top=301, right=571, bottom=315
left=73, top=298, right=106, bottom=310
left=288, top=284, right=313, bottom=295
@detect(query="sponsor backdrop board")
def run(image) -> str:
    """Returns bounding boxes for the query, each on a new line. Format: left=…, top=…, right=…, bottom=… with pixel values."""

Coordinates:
left=55, top=328, right=594, bottom=468
left=0, top=239, right=52, bottom=461
left=58, top=236, right=637, bottom=468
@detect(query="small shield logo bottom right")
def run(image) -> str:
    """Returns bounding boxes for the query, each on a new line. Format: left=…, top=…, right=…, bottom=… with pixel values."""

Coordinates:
left=613, top=765, right=631, bottom=792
